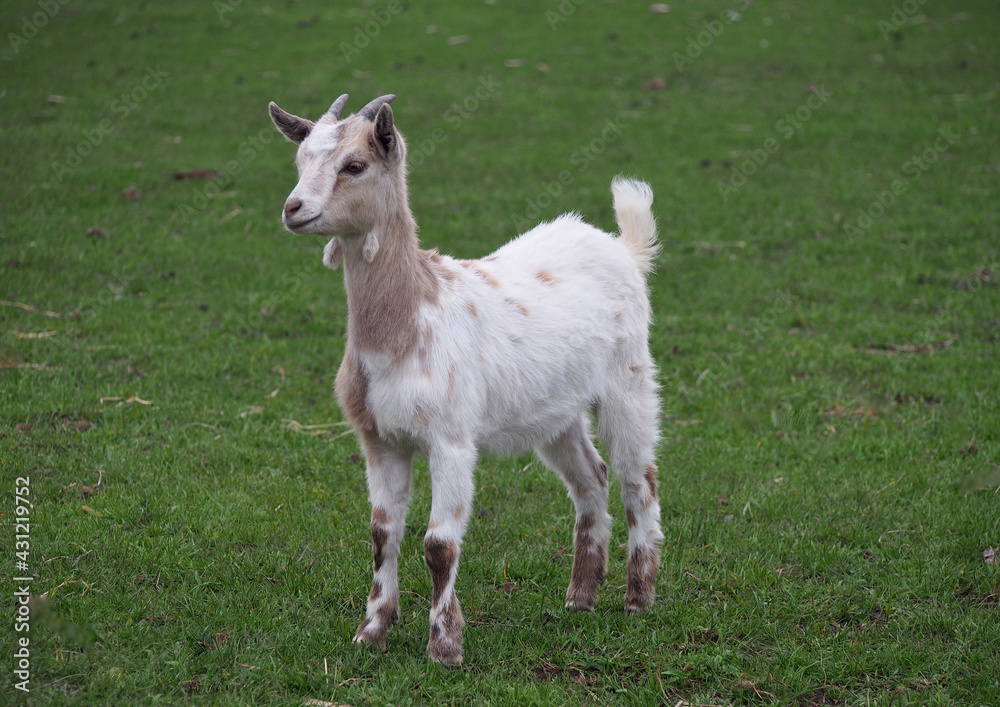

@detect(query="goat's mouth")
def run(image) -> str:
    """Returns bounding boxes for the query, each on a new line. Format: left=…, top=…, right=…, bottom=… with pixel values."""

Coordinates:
left=284, top=214, right=320, bottom=232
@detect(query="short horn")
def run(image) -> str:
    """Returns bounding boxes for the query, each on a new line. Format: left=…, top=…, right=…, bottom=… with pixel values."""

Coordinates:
left=327, top=94, right=349, bottom=120
left=358, top=94, right=396, bottom=121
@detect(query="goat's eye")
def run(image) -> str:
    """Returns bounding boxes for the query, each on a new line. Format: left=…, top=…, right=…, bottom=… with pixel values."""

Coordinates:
left=342, top=161, right=366, bottom=175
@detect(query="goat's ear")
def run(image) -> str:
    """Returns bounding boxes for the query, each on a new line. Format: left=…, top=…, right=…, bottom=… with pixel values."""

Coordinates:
left=372, top=104, right=397, bottom=157
left=269, top=102, right=314, bottom=144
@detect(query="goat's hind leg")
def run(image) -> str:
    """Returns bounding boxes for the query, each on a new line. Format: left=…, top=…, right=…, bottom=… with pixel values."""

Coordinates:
left=537, top=415, right=611, bottom=612
left=354, top=435, right=413, bottom=652
left=596, top=362, right=663, bottom=614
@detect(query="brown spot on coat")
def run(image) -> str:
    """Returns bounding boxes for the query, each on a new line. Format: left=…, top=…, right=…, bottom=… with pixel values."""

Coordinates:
left=424, top=537, right=457, bottom=607
left=536, top=269, right=557, bottom=285
left=469, top=264, right=500, bottom=289
left=625, top=544, right=659, bottom=613
left=372, top=506, right=390, bottom=526
left=426, top=594, right=464, bottom=664
left=336, top=345, right=377, bottom=434
left=565, top=527, right=607, bottom=612
left=594, top=460, right=609, bottom=487
left=466, top=300, right=478, bottom=318
left=505, top=298, right=529, bottom=317
left=371, top=522, right=389, bottom=572
left=369, top=579, right=383, bottom=602
left=645, top=463, right=659, bottom=500
left=625, top=507, right=637, bottom=528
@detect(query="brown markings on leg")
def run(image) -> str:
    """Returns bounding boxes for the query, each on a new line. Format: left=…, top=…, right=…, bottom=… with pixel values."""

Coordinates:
left=424, top=537, right=457, bottom=607
left=354, top=592, right=399, bottom=653
left=625, top=507, right=637, bottom=529
left=371, top=521, right=388, bottom=572
left=643, top=462, right=659, bottom=508
left=565, top=513, right=606, bottom=612
left=625, top=544, right=660, bottom=614
left=594, top=459, right=609, bottom=487
left=369, top=579, right=382, bottom=602
left=426, top=594, right=465, bottom=665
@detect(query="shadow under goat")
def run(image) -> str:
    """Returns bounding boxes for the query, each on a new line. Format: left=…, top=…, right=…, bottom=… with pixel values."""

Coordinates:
left=268, top=93, right=664, bottom=666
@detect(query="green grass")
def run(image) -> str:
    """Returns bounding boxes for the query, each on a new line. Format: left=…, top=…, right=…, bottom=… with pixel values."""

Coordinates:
left=2, top=0, right=999, bottom=704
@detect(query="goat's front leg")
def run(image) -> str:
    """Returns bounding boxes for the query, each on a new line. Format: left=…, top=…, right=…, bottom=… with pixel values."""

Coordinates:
left=353, top=434, right=413, bottom=652
left=423, top=442, right=476, bottom=666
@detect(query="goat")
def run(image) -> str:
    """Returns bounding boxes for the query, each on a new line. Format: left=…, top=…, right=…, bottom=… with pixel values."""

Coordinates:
left=268, top=93, right=663, bottom=665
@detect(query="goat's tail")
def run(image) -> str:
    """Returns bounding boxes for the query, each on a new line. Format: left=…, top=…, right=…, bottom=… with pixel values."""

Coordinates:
left=612, top=177, right=660, bottom=275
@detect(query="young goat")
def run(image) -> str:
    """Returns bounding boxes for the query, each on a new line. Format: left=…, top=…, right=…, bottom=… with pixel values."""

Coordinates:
left=269, top=94, right=663, bottom=665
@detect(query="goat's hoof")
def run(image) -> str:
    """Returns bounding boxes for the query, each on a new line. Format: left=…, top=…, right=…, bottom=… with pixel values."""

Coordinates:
left=353, top=620, right=388, bottom=653
left=564, top=597, right=596, bottom=612
left=427, top=645, right=463, bottom=666
left=624, top=593, right=655, bottom=615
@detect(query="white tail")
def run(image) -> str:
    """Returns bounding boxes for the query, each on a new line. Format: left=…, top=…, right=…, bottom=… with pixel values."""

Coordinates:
left=612, top=178, right=660, bottom=274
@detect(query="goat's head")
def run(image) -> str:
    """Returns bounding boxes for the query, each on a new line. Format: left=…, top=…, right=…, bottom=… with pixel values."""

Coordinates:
left=268, top=94, right=405, bottom=238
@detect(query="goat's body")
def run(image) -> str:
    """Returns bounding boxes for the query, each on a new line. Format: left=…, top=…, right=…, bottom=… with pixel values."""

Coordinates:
left=270, top=94, right=663, bottom=665
left=362, top=212, right=653, bottom=458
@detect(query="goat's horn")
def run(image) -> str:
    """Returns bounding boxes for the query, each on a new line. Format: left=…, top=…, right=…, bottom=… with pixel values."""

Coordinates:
left=357, top=94, right=396, bottom=121
left=327, top=94, right=349, bottom=120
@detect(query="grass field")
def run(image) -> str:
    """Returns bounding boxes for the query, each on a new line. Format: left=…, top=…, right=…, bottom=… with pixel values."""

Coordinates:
left=2, top=0, right=999, bottom=704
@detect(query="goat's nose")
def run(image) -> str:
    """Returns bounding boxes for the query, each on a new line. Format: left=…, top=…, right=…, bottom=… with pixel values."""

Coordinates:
left=283, top=198, right=303, bottom=219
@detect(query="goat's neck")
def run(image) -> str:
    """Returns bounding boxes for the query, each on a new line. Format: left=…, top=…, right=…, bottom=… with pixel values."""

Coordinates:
left=340, top=207, right=437, bottom=361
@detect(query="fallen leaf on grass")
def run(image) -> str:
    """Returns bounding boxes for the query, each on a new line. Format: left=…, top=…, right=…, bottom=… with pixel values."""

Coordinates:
left=62, top=418, right=92, bottom=431
left=99, top=396, right=152, bottom=407
left=86, top=226, right=109, bottom=238
left=0, top=300, right=61, bottom=317
left=644, top=76, right=667, bottom=90
left=14, top=330, right=57, bottom=339
left=173, top=169, right=219, bottom=180
left=240, top=405, right=264, bottom=418
left=121, top=187, right=140, bottom=201
left=1, top=361, right=51, bottom=370
left=180, top=679, right=201, bottom=693
left=985, top=547, right=996, bottom=565
left=304, top=700, right=352, bottom=707
left=861, top=337, right=955, bottom=355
